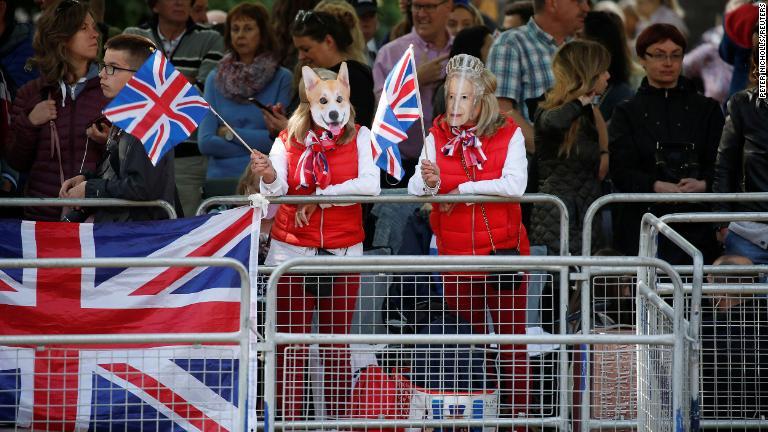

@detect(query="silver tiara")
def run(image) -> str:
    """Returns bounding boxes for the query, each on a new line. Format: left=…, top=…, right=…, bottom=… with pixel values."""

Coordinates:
left=445, top=54, right=485, bottom=77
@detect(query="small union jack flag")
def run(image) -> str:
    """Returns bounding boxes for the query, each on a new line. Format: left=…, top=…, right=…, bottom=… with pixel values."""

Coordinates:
left=371, top=46, right=422, bottom=181
left=103, top=50, right=210, bottom=165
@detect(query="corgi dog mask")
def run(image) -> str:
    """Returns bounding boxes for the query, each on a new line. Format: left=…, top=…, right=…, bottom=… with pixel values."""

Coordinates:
left=302, top=63, right=351, bottom=137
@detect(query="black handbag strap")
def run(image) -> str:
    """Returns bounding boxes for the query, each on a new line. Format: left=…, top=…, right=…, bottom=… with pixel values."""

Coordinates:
left=457, top=148, right=520, bottom=254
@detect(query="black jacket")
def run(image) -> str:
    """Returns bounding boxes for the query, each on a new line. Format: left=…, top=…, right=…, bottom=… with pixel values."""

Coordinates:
left=712, top=88, right=768, bottom=213
left=609, top=76, right=724, bottom=193
left=84, top=127, right=181, bottom=222
left=531, top=100, right=603, bottom=255
left=608, top=76, right=724, bottom=259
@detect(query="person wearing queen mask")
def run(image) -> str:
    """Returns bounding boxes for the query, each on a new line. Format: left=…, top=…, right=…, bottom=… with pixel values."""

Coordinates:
left=407, top=53, right=530, bottom=423
left=249, top=63, right=380, bottom=420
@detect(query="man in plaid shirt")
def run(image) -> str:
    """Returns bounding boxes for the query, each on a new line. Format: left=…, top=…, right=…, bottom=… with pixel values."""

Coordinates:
left=487, top=0, right=590, bottom=152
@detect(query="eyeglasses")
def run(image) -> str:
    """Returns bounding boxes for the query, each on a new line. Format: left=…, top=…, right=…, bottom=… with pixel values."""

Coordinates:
left=295, top=9, right=326, bottom=27
left=98, top=62, right=137, bottom=76
left=55, top=0, right=81, bottom=15
left=411, top=0, right=448, bottom=12
left=645, top=51, right=684, bottom=62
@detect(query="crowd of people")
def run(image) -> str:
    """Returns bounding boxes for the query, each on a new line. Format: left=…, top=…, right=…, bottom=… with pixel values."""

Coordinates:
left=2, top=0, right=764, bottom=258
left=0, top=0, right=767, bottom=422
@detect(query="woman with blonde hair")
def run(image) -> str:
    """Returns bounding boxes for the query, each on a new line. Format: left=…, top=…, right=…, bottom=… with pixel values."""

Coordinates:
left=250, top=65, right=379, bottom=420
left=531, top=39, right=611, bottom=256
left=408, top=54, right=530, bottom=425
left=6, top=0, right=109, bottom=221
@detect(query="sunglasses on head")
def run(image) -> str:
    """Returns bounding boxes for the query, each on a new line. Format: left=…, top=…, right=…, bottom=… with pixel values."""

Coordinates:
left=294, top=10, right=326, bottom=27
left=55, top=0, right=81, bottom=15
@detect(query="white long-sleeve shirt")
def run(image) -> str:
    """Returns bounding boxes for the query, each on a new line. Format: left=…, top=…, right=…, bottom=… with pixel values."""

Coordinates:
left=260, top=126, right=381, bottom=204
left=407, top=127, right=528, bottom=196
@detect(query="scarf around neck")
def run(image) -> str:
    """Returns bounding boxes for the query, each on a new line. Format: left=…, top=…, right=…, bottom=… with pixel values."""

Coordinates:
left=215, top=52, right=279, bottom=103
left=440, top=124, right=487, bottom=170
left=294, top=129, right=341, bottom=189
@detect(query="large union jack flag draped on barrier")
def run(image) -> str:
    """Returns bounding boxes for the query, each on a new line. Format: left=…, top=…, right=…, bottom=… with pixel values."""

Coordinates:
left=370, top=45, right=422, bottom=181
left=0, top=207, right=260, bottom=431
left=102, top=50, right=210, bottom=165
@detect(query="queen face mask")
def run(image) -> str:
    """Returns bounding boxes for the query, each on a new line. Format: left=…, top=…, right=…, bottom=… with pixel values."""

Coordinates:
left=444, top=54, right=485, bottom=128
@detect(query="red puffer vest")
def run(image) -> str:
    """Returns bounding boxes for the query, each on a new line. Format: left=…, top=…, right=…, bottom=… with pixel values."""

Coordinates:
left=270, top=127, right=364, bottom=249
left=430, top=115, right=530, bottom=256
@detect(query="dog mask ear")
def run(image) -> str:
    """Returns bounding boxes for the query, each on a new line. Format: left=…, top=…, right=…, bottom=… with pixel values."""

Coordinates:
left=337, top=62, right=350, bottom=91
left=302, top=66, right=322, bottom=95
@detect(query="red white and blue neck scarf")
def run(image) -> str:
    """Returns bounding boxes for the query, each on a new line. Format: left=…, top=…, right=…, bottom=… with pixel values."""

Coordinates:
left=441, top=126, right=487, bottom=170
left=295, top=129, right=338, bottom=189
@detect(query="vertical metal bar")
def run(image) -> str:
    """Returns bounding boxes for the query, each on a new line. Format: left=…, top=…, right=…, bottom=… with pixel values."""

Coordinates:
left=263, top=266, right=281, bottom=432
left=237, top=264, right=251, bottom=432
left=688, top=251, right=703, bottom=432
left=579, top=274, right=591, bottom=432
left=637, top=217, right=652, bottom=432
left=558, top=266, right=570, bottom=431
left=672, top=261, right=686, bottom=432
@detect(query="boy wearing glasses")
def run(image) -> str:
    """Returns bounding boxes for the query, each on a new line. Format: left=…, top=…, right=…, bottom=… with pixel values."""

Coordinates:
left=59, top=34, right=181, bottom=222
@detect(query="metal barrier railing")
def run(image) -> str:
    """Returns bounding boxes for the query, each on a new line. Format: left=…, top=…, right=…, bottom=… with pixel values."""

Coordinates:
left=639, top=214, right=703, bottom=432
left=655, top=212, right=768, bottom=430
left=581, top=192, right=768, bottom=257
left=0, top=197, right=178, bottom=219
left=263, top=255, right=690, bottom=432
left=0, top=257, right=249, bottom=432
left=196, top=192, right=570, bottom=257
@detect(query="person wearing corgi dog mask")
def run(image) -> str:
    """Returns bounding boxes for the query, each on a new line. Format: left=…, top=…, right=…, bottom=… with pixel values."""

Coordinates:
left=408, top=54, right=531, bottom=425
left=250, top=62, right=380, bottom=420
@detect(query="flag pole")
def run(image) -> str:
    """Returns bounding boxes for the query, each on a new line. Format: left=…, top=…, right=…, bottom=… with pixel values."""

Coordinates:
left=208, top=106, right=258, bottom=155
left=410, top=44, right=431, bottom=163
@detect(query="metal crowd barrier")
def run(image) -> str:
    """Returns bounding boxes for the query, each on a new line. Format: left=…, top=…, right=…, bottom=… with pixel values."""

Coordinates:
left=655, top=212, right=768, bottom=430
left=0, top=257, right=249, bottom=432
left=570, top=215, right=700, bottom=432
left=0, top=197, right=178, bottom=219
left=196, top=192, right=570, bottom=256
left=581, top=192, right=768, bottom=257
left=262, top=255, right=691, bottom=432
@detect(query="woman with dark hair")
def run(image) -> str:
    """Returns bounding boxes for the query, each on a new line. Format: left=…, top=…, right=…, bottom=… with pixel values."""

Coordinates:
left=582, top=10, right=636, bottom=120
left=6, top=0, right=109, bottom=221
left=260, top=9, right=375, bottom=139
left=198, top=2, right=292, bottom=186
left=432, top=25, right=494, bottom=118
left=609, top=23, right=724, bottom=264
left=291, top=9, right=375, bottom=128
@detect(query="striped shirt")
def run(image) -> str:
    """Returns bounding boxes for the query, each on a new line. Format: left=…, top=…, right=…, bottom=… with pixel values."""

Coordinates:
left=123, top=20, right=223, bottom=90
left=487, top=19, right=562, bottom=121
